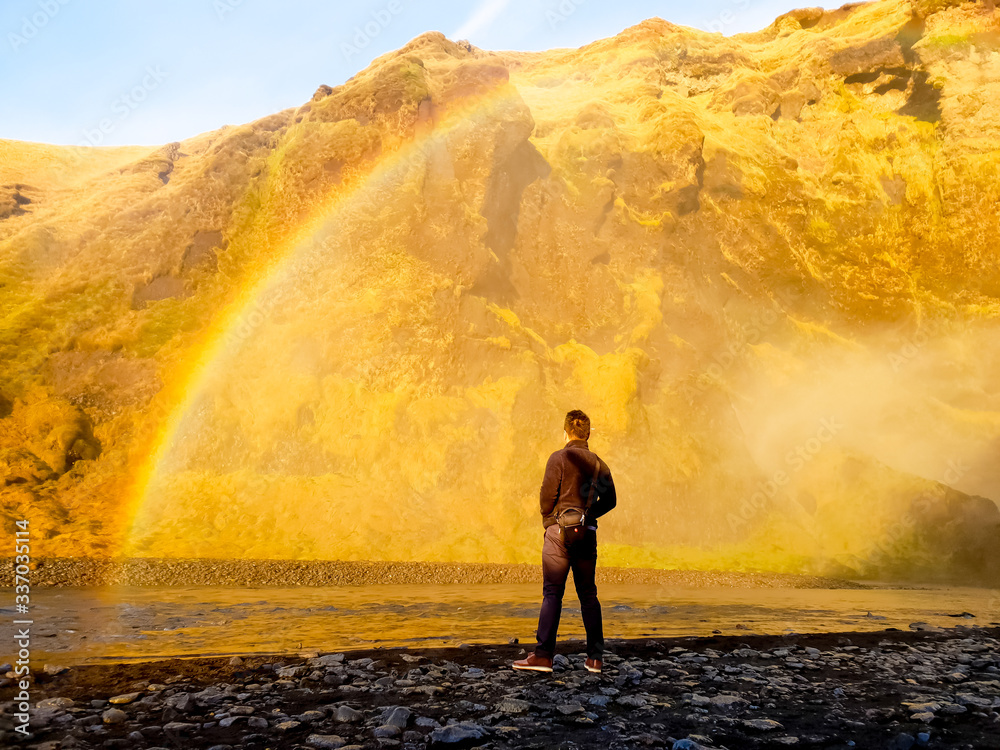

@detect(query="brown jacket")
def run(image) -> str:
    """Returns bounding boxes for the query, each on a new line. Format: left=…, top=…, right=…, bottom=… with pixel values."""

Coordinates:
left=539, top=438, right=617, bottom=529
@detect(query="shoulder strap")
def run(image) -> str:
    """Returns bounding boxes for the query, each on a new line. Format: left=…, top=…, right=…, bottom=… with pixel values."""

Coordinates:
left=583, top=455, right=601, bottom=512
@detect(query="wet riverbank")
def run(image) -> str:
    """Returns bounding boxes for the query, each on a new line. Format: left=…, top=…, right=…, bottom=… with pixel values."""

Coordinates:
left=4, top=627, right=999, bottom=749
left=12, top=582, right=1000, bottom=667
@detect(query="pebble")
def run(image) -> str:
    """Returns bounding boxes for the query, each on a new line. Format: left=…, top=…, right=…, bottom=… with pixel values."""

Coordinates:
left=381, top=705, right=411, bottom=728
left=617, top=695, right=647, bottom=708
left=709, top=694, right=749, bottom=712
left=743, top=718, right=784, bottom=731
left=101, top=708, right=127, bottom=724
left=672, top=740, right=715, bottom=750
left=429, top=721, right=488, bottom=744
left=307, top=735, right=348, bottom=749
left=497, top=697, right=531, bottom=713
left=108, top=691, right=142, bottom=704
left=333, top=704, right=363, bottom=722
left=956, top=693, right=993, bottom=708
left=37, top=697, right=74, bottom=709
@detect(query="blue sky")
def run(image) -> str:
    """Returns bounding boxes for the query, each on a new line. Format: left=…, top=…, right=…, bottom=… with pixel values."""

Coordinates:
left=1, top=0, right=848, bottom=147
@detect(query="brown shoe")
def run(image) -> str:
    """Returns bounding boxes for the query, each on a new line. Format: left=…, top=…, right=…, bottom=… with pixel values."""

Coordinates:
left=512, top=653, right=553, bottom=672
left=585, top=658, right=602, bottom=673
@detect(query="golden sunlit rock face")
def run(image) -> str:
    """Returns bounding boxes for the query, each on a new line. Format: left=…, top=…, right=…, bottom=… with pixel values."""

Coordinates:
left=2, top=0, right=999, bottom=582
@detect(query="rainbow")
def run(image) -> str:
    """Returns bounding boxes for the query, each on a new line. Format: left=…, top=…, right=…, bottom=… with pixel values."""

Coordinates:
left=121, top=82, right=524, bottom=555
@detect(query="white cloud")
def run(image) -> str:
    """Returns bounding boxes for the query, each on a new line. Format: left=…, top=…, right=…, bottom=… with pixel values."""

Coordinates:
left=451, top=0, right=512, bottom=41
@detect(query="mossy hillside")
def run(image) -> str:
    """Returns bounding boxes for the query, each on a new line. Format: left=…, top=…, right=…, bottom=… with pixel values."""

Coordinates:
left=2, top=0, right=999, bottom=582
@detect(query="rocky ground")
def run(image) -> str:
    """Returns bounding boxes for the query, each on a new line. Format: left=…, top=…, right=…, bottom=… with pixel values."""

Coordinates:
left=9, top=558, right=868, bottom=588
left=3, top=627, right=999, bottom=749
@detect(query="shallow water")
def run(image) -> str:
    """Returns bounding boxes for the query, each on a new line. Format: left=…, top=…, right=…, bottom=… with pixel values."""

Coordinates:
left=10, top=584, right=999, bottom=666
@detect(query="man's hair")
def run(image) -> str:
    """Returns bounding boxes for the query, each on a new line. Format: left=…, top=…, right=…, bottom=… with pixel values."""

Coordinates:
left=564, top=409, right=591, bottom=440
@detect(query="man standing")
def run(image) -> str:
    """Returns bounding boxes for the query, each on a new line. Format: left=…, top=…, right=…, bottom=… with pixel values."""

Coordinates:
left=513, top=409, right=617, bottom=674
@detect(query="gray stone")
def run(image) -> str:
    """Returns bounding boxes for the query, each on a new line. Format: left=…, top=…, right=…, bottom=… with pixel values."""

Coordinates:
left=956, top=693, right=992, bottom=708
left=307, top=736, right=348, bottom=750
left=709, top=694, right=749, bottom=713
left=497, top=698, right=531, bottom=714
left=166, top=692, right=193, bottom=712
left=557, top=703, right=585, bottom=714
left=373, top=724, right=401, bottom=738
left=37, top=697, right=75, bottom=709
left=429, top=721, right=488, bottom=745
left=616, top=695, right=647, bottom=708
left=43, top=664, right=69, bottom=675
left=333, top=704, right=363, bottom=722
left=939, top=703, right=968, bottom=714
left=382, top=705, right=411, bottom=728
left=276, top=719, right=302, bottom=731
left=743, top=718, right=784, bottom=731
left=248, top=716, right=269, bottom=728
left=228, top=656, right=244, bottom=666
left=193, top=685, right=222, bottom=700
left=673, top=740, right=715, bottom=750
left=102, top=708, right=127, bottom=725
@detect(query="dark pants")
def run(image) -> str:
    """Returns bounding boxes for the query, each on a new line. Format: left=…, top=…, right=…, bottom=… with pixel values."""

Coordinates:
left=534, top=523, right=604, bottom=659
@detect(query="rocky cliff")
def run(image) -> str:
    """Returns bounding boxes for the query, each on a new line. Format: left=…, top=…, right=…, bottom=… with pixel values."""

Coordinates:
left=2, top=0, right=999, bottom=583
